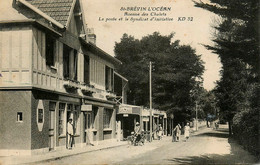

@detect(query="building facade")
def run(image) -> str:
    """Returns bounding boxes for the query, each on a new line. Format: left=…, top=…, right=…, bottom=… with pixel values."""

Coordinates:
left=0, top=0, right=124, bottom=156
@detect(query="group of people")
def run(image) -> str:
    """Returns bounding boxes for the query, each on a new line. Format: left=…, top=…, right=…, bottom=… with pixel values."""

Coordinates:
left=132, top=122, right=164, bottom=145
left=172, top=123, right=190, bottom=142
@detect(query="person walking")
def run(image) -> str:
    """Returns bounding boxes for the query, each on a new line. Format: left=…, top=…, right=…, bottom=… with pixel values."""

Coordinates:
left=173, top=124, right=181, bottom=142
left=158, top=124, right=163, bottom=140
left=184, top=122, right=190, bottom=142
left=67, top=118, right=74, bottom=149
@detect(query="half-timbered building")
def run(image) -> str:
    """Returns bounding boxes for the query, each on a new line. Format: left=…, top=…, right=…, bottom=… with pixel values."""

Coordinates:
left=0, top=0, right=125, bottom=156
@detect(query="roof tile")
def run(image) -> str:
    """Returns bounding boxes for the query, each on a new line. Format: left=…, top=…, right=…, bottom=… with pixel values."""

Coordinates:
left=25, top=0, right=74, bottom=26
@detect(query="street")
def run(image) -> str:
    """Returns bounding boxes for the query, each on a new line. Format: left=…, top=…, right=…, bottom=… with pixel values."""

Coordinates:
left=42, top=125, right=258, bottom=165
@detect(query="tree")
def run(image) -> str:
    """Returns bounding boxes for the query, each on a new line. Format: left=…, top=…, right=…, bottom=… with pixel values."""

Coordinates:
left=114, top=32, right=205, bottom=123
left=193, top=0, right=259, bottom=130
left=194, top=0, right=259, bottom=157
left=193, top=0, right=259, bottom=75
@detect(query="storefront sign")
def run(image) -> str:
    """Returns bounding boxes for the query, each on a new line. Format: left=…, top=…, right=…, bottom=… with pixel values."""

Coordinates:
left=81, top=104, right=92, bottom=111
left=118, top=104, right=142, bottom=115
left=59, top=96, right=80, bottom=103
left=123, top=114, right=129, bottom=117
left=153, top=114, right=159, bottom=117
left=143, top=117, right=149, bottom=122
left=119, top=105, right=132, bottom=114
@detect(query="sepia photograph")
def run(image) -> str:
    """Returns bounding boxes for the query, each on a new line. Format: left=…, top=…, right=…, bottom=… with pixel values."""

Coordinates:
left=0, top=0, right=259, bottom=164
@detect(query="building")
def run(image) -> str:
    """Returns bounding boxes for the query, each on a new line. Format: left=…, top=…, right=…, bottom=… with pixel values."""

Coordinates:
left=116, top=104, right=143, bottom=139
left=0, top=0, right=124, bottom=156
left=142, top=108, right=167, bottom=138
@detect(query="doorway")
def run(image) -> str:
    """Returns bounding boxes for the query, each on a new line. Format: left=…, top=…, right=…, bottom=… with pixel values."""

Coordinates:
left=83, top=112, right=92, bottom=144
left=49, top=102, right=56, bottom=151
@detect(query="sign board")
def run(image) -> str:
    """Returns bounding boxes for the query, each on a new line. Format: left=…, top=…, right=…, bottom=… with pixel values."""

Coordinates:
left=59, top=96, right=80, bottom=103
left=81, top=104, right=92, bottom=111
left=119, top=105, right=133, bottom=114
left=123, top=114, right=128, bottom=117
left=142, top=117, right=149, bottom=122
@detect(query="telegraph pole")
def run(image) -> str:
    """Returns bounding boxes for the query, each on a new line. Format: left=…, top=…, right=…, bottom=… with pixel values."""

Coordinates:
left=149, top=61, right=153, bottom=142
left=195, top=101, right=198, bottom=131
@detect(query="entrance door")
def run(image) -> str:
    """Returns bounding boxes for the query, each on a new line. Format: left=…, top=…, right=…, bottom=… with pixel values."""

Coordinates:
left=84, top=112, right=92, bottom=144
left=49, top=102, right=56, bottom=151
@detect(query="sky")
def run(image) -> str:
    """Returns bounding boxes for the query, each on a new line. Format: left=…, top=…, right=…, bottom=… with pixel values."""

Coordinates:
left=82, top=0, right=221, bottom=91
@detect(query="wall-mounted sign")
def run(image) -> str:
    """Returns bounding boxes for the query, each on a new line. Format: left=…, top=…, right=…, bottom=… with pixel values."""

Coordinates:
left=59, top=96, right=80, bottom=103
left=81, top=104, right=92, bottom=111
left=37, top=100, right=44, bottom=132
left=143, top=117, right=149, bottom=122
left=119, top=105, right=132, bottom=114
left=118, top=104, right=142, bottom=115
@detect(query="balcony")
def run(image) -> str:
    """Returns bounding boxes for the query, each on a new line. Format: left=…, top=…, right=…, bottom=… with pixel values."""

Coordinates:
left=81, top=83, right=96, bottom=95
left=63, top=79, right=80, bottom=89
left=106, top=91, right=117, bottom=100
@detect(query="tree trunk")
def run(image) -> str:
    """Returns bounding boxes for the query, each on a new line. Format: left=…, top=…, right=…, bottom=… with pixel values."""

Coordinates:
left=228, top=120, right=233, bottom=136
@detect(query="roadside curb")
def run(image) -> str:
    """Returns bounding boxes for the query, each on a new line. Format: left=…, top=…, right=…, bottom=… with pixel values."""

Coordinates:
left=11, top=143, right=128, bottom=165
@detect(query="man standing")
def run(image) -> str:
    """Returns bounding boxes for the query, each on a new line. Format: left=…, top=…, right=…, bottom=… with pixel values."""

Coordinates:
left=133, top=122, right=141, bottom=145
left=67, top=118, right=74, bottom=149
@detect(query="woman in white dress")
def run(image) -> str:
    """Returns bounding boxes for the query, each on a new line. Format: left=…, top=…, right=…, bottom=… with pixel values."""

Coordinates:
left=184, top=123, right=190, bottom=142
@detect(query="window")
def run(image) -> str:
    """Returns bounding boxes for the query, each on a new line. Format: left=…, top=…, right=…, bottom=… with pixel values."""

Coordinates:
left=58, top=103, right=65, bottom=135
left=63, top=45, right=77, bottom=81
left=74, top=105, right=80, bottom=135
left=63, top=46, right=70, bottom=79
left=67, top=104, right=73, bottom=120
left=84, top=55, right=90, bottom=84
left=87, top=113, right=91, bottom=129
left=49, top=102, right=56, bottom=129
left=46, top=35, right=55, bottom=66
left=92, top=106, right=98, bottom=129
left=38, top=109, right=43, bottom=123
left=103, top=108, right=112, bottom=129
left=17, top=112, right=23, bottom=122
left=105, top=66, right=114, bottom=91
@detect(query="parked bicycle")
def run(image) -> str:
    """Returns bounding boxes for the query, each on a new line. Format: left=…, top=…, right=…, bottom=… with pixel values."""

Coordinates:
left=129, top=131, right=146, bottom=146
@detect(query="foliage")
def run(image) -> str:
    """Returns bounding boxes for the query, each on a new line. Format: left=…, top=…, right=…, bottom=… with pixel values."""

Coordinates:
left=193, top=0, right=259, bottom=75
left=198, top=89, right=218, bottom=120
left=114, top=32, right=205, bottom=123
left=194, top=0, right=259, bottom=157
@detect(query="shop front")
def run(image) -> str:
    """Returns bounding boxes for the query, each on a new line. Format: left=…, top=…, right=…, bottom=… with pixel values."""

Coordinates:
left=116, top=104, right=142, bottom=139
left=81, top=98, right=117, bottom=145
left=153, top=110, right=167, bottom=136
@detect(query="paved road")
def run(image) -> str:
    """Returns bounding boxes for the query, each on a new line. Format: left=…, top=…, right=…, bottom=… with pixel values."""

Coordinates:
left=43, top=125, right=258, bottom=165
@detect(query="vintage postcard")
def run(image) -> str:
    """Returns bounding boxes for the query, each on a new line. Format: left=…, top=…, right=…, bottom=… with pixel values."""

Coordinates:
left=0, top=0, right=258, bottom=164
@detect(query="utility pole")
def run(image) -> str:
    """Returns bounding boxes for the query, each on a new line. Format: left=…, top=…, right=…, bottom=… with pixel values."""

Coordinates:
left=149, top=61, right=153, bottom=142
left=195, top=101, right=198, bottom=131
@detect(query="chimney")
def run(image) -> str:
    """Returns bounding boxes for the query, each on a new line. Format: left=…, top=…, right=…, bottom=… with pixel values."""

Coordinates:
left=87, top=28, right=96, bottom=45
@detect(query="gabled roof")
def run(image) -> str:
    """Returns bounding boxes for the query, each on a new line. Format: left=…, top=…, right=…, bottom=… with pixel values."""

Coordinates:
left=25, top=0, right=75, bottom=26
left=80, top=37, right=122, bottom=66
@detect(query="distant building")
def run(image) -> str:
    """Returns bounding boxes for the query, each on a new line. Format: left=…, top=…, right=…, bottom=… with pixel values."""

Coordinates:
left=0, top=0, right=126, bottom=156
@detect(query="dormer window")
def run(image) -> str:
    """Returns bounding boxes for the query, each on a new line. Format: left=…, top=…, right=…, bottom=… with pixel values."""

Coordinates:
left=46, top=35, right=55, bottom=67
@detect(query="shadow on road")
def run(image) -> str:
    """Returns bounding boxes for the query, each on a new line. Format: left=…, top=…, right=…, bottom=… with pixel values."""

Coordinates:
left=167, top=153, right=248, bottom=165
left=194, top=128, right=230, bottom=139
left=196, top=132, right=229, bottom=138
left=167, top=128, right=257, bottom=164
